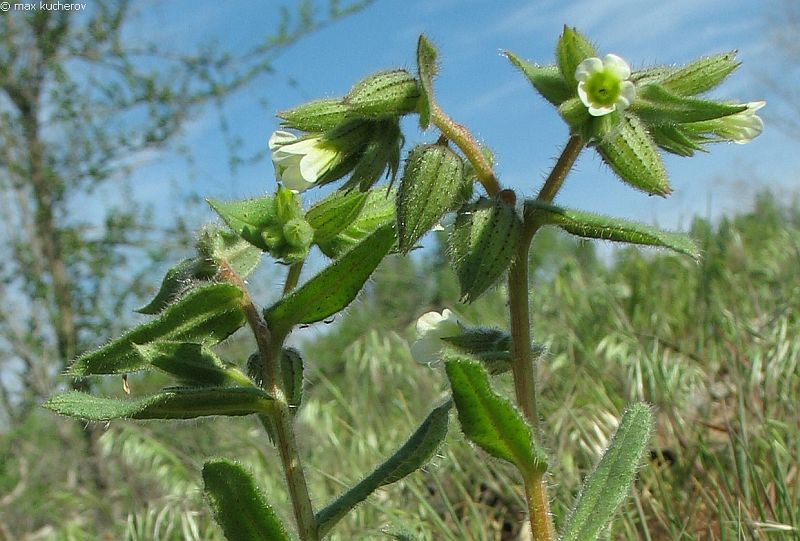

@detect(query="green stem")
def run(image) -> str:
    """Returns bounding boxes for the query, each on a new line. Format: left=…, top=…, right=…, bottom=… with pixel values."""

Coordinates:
left=507, top=135, right=584, bottom=541
left=220, top=262, right=318, bottom=541
left=283, top=261, right=305, bottom=296
left=525, top=473, right=556, bottom=541
left=430, top=103, right=502, bottom=197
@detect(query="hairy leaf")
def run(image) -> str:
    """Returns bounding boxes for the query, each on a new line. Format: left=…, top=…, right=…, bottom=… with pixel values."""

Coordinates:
left=526, top=201, right=700, bottom=258
left=43, top=387, right=273, bottom=421
left=632, top=84, right=746, bottom=125
left=207, top=196, right=275, bottom=251
left=135, top=342, right=249, bottom=387
left=445, top=359, right=546, bottom=476
left=265, top=224, right=395, bottom=334
left=70, top=283, right=246, bottom=376
left=556, top=26, right=596, bottom=90
left=316, top=400, right=451, bottom=537
left=505, top=53, right=571, bottom=106
left=560, top=403, right=653, bottom=541
left=203, top=460, right=291, bottom=541
left=306, top=189, right=369, bottom=242
left=416, top=35, right=438, bottom=129
left=317, top=189, right=396, bottom=258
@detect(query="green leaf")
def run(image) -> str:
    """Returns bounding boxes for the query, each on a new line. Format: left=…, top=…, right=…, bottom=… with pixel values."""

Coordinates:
left=505, top=53, right=571, bottom=106
left=556, top=26, right=596, bottom=90
left=203, top=460, right=291, bottom=541
left=397, top=144, right=466, bottom=253
left=43, top=387, right=274, bottom=421
left=317, top=189, right=396, bottom=258
left=632, top=84, right=746, bottom=125
left=416, top=35, right=438, bottom=130
left=526, top=201, right=700, bottom=258
left=659, top=51, right=739, bottom=96
left=596, top=114, right=671, bottom=196
left=70, top=283, right=246, bottom=376
left=316, top=400, right=451, bottom=538
left=197, top=226, right=263, bottom=278
left=560, top=403, right=653, bottom=541
left=136, top=258, right=212, bottom=315
left=445, top=359, right=547, bottom=477
left=651, top=125, right=707, bottom=157
left=207, top=196, right=275, bottom=251
left=134, top=342, right=249, bottom=387
left=280, top=348, right=304, bottom=410
left=265, top=224, right=395, bottom=334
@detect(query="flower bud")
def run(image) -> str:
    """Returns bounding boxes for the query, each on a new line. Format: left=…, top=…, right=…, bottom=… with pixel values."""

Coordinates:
left=450, top=197, right=521, bottom=303
left=282, top=218, right=314, bottom=250
left=345, top=69, right=420, bottom=118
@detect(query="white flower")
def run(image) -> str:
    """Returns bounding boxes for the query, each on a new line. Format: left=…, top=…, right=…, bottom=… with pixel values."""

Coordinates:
left=410, top=309, right=461, bottom=366
left=575, top=54, right=636, bottom=117
left=269, top=130, right=339, bottom=192
left=720, top=101, right=765, bottom=144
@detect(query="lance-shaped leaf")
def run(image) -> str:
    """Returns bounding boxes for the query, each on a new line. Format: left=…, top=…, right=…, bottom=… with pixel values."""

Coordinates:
left=136, top=258, right=213, bottom=315
left=197, top=226, right=263, bottom=279
left=505, top=53, right=571, bottom=107
left=316, top=400, right=451, bottom=538
left=526, top=201, right=700, bottom=258
left=632, top=84, right=746, bottom=126
left=659, top=51, right=739, bottom=96
left=265, top=224, right=395, bottom=334
left=397, top=144, right=466, bottom=253
left=43, top=386, right=274, bottom=421
left=135, top=342, right=250, bottom=387
left=306, top=189, right=369, bottom=243
left=317, top=189, right=397, bottom=258
left=556, top=26, right=596, bottom=90
left=203, top=460, right=291, bottom=541
left=560, top=403, right=653, bottom=541
left=596, top=114, right=671, bottom=196
left=445, top=359, right=547, bottom=477
left=207, top=196, right=275, bottom=251
left=70, top=283, right=246, bottom=376
left=416, top=35, right=438, bottom=129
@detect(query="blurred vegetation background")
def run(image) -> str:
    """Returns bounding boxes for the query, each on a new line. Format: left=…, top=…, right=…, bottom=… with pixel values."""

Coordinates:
left=1, top=1, right=799, bottom=540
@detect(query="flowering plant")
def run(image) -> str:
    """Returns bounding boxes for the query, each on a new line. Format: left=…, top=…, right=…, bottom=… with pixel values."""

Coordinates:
left=45, top=26, right=762, bottom=541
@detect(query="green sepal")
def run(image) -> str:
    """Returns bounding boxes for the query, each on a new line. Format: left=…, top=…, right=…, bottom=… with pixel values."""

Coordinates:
left=306, top=189, right=369, bottom=243
left=317, top=189, right=397, bottom=258
left=342, top=119, right=403, bottom=192
left=316, top=400, right=451, bottom=538
left=397, top=144, right=466, bottom=253
left=445, top=359, right=547, bottom=477
left=451, top=197, right=522, bottom=303
left=314, top=119, right=375, bottom=187
left=558, top=97, right=591, bottom=131
left=595, top=114, right=671, bottom=196
left=556, top=26, right=597, bottom=90
left=134, top=342, right=249, bottom=387
left=274, top=185, right=303, bottom=224
left=43, top=386, right=274, bottom=421
left=659, top=51, right=739, bottom=96
left=281, top=347, right=304, bottom=410
left=526, top=201, right=700, bottom=258
left=197, top=226, right=263, bottom=278
left=70, top=283, right=246, bottom=376
left=416, top=35, right=438, bottom=130
left=632, top=84, right=746, bottom=126
left=560, top=403, right=653, bottom=541
left=207, top=196, right=275, bottom=251
left=650, top=125, right=708, bottom=157
left=505, top=53, right=571, bottom=106
left=203, top=460, right=292, bottom=541
left=136, top=258, right=214, bottom=315
left=441, top=327, right=546, bottom=376
left=265, top=224, right=395, bottom=334
left=344, top=69, right=420, bottom=119
left=278, top=98, right=350, bottom=132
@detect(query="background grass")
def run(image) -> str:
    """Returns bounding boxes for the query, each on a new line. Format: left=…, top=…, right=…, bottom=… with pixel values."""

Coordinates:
left=1, top=191, right=797, bottom=540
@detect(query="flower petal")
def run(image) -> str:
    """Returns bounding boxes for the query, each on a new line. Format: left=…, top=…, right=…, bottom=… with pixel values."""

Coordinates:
left=575, top=57, right=604, bottom=82
left=269, top=130, right=297, bottom=151
left=587, top=103, right=616, bottom=117
left=603, top=53, right=631, bottom=80
left=416, top=311, right=445, bottom=334
left=616, top=81, right=636, bottom=110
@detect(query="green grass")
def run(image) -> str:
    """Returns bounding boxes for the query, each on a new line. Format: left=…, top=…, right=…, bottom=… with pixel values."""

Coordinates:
left=2, top=192, right=798, bottom=540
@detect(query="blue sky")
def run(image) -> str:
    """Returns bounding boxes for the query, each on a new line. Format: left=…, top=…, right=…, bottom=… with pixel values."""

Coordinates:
left=126, top=0, right=796, bottom=232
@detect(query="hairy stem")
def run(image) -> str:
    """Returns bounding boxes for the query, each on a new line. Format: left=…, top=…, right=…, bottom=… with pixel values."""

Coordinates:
left=430, top=103, right=502, bottom=197
left=508, top=135, right=584, bottom=540
left=219, top=262, right=317, bottom=541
